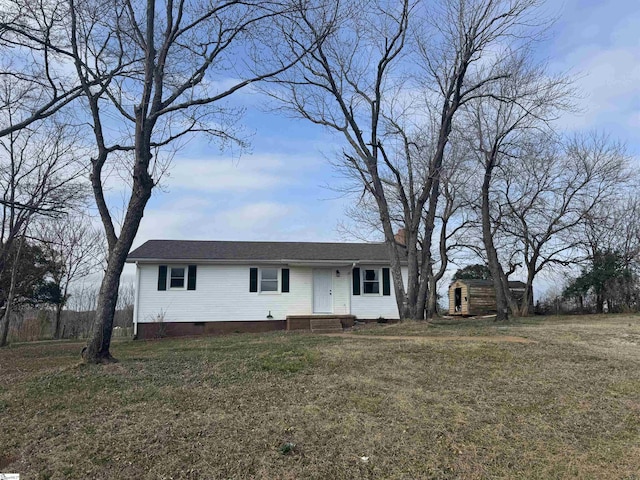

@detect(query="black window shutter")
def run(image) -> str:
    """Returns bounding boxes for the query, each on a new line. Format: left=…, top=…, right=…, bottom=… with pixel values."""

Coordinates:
left=352, top=267, right=361, bottom=295
left=382, top=268, right=391, bottom=296
left=249, top=267, right=258, bottom=292
left=282, top=268, right=290, bottom=293
left=158, top=265, right=167, bottom=291
left=187, top=265, right=197, bottom=290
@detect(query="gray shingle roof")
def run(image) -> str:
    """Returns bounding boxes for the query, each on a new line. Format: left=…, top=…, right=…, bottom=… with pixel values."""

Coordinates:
left=127, top=240, right=402, bottom=263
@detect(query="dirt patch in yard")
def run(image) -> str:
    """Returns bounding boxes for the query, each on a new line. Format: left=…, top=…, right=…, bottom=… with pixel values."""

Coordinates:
left=324, top=333, right=536, bottom=343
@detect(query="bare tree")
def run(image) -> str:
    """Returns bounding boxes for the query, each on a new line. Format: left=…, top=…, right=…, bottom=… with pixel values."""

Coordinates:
left=497, top=133, right=632, bottom=315
left=48, top=0, right=324, bottom=362
left=424, top=147, right=476, bottom=318
left=116, top=280, right=135, bottom=311
left=4, top=0, right=325, bottom=356
left=576, top=189, right=640, bottom=268
left=67, top=282, right=99, bottom=312
left=337, top=133, right=475, bottom=319
left=0, top=86, right=86, bottom=346
left=0, top=233, right=26, bottom=346
left=269, top=0, right=550, bottom=319
left=0, top=0, right=99, bottom=137
left=37, top=215, right=104, bottom=339
left=0, top=81, right=87, bottom=273
left=459, top=47, right=572, bottom=319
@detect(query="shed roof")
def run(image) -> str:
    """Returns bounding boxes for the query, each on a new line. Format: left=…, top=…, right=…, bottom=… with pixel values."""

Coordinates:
left=451, top=278, right=527, bottom=289
left=127, top=239, right=403, bottom=264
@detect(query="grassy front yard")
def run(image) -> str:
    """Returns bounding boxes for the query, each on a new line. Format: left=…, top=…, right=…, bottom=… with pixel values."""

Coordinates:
left=1, top=315, right=639, bottom=479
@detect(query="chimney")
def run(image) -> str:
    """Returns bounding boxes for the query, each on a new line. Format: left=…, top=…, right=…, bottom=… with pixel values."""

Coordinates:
left=394, top=228, right=406, bottom=246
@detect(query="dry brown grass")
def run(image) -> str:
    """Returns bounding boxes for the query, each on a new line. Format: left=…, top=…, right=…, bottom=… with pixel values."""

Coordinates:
left=1, top=314, right=639, bottom=479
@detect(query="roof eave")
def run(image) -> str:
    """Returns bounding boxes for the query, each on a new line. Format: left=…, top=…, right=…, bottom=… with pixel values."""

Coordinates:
left=126, top=257, right=405, bottom=266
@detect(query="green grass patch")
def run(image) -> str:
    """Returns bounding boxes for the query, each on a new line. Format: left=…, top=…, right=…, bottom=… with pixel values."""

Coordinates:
left=257, top=347, right=316, bottom=373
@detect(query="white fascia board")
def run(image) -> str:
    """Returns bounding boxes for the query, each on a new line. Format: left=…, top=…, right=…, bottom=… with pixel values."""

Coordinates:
left=126, top=258, right=399, bottom=266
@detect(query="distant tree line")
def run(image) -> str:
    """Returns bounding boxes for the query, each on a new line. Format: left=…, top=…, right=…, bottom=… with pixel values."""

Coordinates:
left=5, top=281, right=135, bottom=342
left=561, top=249, right=639, bottom=314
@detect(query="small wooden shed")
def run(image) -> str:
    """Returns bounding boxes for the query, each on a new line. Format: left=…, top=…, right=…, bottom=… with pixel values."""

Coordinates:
left=448, top=279, right=532, bottom=316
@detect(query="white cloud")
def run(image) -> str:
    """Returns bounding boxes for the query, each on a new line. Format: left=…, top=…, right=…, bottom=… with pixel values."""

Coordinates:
left=160, top=156, right=284, bottom=192
left=216, top=202, right=294, bottom=230
left=131, top=193, right=352, bottom=248
left=134, top=199, right=299, bottom=245
left=548, top=2, right=640, bottom=141
left=158, top=152, right=324, bottom=193
left=132, top=196, right=213, bottom=241
left=554, top=47, right=640, bottom=130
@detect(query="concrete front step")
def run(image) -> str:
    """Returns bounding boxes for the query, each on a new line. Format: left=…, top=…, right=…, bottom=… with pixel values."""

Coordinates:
left=287, top=315, right=355, bottom=331
left=310, top=318, right=343, bottom=333
left=310, top=319, right=342, bottom=328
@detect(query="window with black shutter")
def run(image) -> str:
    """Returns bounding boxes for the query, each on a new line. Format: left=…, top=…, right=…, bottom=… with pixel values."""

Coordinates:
left=249, top=267, right=258, bottom=292
left=158, top=265, right=167, bottom=290
left=187, top=265, right=197, bottom=290
left=282, top=268, right=290, bottom=293
left=382, top=268, right=391, bottom=296
left=352, top=267, right=361, bottom=295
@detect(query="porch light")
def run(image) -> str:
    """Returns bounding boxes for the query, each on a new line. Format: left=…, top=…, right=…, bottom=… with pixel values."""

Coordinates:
left=336, top=269, right=340, bottom=277
left=267, top=310, right=273, bottom=319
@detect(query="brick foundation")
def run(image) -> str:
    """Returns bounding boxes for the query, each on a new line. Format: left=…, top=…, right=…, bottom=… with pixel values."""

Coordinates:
left=286, top=315, right=356, bottom=330
left=136, top=316, right=396, bottom=340
left=136, top=320, right=286, bottom=339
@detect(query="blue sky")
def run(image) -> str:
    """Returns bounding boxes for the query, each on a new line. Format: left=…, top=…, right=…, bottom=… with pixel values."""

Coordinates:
left=121, top=0, right=640, bottom=294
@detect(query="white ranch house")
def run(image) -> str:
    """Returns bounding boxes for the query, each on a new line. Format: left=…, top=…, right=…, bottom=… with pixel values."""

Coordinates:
left=127, top=240, right=408, bottom=338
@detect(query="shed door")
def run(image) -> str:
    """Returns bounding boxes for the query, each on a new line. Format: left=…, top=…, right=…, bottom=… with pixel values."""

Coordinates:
left=454, top=287, right=462, bottom=312
left=313, top=269, right=333, bottom=313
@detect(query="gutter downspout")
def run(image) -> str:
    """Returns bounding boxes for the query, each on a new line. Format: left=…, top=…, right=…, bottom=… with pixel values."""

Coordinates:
left=133, top=262, right=141, bottom=339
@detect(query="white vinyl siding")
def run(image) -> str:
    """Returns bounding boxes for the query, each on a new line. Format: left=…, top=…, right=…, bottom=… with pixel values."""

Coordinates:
left=137, top=264, right=312, bottom=323
left=135, top=263, right=406, bottom=324
left=350, top=266, right=407, bottom=319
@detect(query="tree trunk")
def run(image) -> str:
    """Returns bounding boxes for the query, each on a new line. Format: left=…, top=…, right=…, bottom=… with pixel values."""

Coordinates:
left=503, top=276, right=520, bottom=317
left=426, top=275, right=438, bottom=320
left=578, top=295, right=584, bottom=313
left=518, top=294, right=528, bottom=317
left=53, top=303, right=63, bottom=339
left=83, top=146, right=154, bottom=363
left=404, top=228, right=420, bottom=319
left=415, top=255, right=430, bottom=322
left=415, top=283, right=427, bottom=321
left=595, top=294, right=604, bottom=314
left=0, top=236, right=24, bottom=347
left=0, top=290, right=14, bottom=347
left=480, top=168, right=510, bottom=321
left=384, top=233, right=410, bottom=319
left=412, top=246, right=429, bottom=321
left=370, top=180, right=410, bottom=320
left=518, top=276, right=535, bottom=317
left=84, top=256, right=122, bottom=362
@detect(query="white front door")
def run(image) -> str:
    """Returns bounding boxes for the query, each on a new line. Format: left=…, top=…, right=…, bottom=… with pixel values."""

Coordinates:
left=313, top=269, right=333, bottom=313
